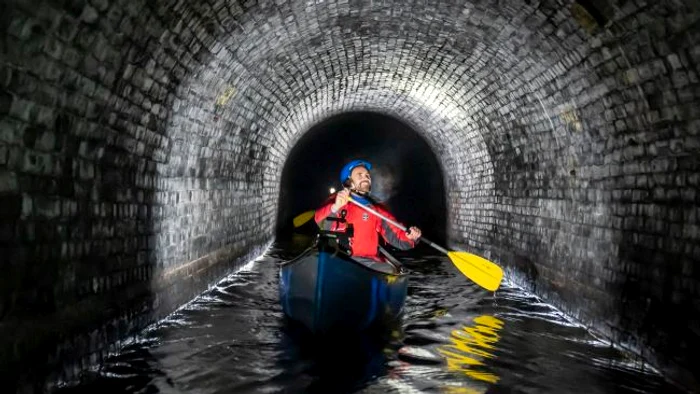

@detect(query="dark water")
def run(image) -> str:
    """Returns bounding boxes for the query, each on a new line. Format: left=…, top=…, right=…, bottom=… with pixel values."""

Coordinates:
left=57, top=238, right=685, bottom=394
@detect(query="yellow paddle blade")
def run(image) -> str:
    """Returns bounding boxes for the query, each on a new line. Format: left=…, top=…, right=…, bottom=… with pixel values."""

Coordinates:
left=292, top=210, right=315, bottom=228
left=447, top=251, right=504, bottom=292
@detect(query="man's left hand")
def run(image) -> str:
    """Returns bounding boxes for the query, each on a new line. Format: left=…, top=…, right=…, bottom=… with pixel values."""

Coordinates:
left=406, top=226, right=422, bottom=241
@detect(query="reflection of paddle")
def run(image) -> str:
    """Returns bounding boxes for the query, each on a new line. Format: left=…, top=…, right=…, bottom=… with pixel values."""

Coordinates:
left=438, top=315, right=504, bottom=384
left=347, top=196, right=503, bottom=292
left=292, top=210, right=315, bottom=228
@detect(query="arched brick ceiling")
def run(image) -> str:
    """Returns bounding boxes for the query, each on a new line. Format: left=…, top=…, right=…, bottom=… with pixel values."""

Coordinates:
left=163, top=0, right=591, bottom=241
left=2, top=0, right=698, bottom=389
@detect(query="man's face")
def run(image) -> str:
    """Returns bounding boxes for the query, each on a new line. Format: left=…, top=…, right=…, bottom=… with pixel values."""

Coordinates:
left=350, top=166, right=372, bottom=193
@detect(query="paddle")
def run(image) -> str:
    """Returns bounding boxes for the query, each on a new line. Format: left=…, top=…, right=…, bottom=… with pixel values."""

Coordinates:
left=292, top=210, right=315, bottom=228
left=290, top=195, right=504, bottom=291
left=346, top=196, right=503, bottom=292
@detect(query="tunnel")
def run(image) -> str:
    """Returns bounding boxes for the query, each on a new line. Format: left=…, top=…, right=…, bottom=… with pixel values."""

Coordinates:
left=275, top=111, right=448, bottom=243
left=1, top=0, right=699, bottom=391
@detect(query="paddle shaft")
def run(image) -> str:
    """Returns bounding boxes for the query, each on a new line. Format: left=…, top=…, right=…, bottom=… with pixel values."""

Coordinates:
left=347, top=197, right=449, bottom=255
left=343, top=194, right=503, bottom=291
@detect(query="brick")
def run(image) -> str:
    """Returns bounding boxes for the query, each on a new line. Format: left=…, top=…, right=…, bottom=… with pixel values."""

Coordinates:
left=80, top=6, right=99, bottom=25
left=2, top=0, right=700, bottom=391
left=0, top=89, right=12, bottom=114
left=0, top=170, right=18, bottom=192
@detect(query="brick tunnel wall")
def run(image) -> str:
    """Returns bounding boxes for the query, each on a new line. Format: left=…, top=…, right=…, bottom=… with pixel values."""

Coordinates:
left=1, top=0, right=699, bottom=390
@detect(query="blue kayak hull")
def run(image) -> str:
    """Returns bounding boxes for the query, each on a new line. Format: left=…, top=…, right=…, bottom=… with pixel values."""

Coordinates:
left=279, top=245, right=408, bottom=334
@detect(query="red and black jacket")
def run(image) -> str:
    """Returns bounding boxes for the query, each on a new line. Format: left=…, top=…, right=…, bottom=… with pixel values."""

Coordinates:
left=314, top=193, right=414, bottom=259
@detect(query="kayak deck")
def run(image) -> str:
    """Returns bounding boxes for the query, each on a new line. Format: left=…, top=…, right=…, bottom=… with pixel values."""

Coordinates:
left=279, top=237, right=409, bottom=334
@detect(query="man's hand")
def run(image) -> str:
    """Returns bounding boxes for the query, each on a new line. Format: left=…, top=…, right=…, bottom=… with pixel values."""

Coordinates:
left=406, top=226, right=422, bottom=241
left=331, top=189, right=350, bottom=212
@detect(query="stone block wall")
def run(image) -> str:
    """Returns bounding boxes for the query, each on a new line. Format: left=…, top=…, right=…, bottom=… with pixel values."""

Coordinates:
left=453, top=1, right=700, bottom=387
left=1, top=0, right=272, bottom=390
left=1, top=0, right=699, bottom=391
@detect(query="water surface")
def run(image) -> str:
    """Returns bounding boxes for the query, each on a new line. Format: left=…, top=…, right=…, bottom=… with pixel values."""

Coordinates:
left=58, top=238, right=684, bottom=393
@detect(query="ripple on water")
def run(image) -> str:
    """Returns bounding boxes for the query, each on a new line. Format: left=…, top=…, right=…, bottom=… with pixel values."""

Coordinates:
left=57, top=240, right=685, bottom=394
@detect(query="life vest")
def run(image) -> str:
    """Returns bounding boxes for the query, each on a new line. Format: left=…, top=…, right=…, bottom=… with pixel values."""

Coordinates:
left=314, top=194, right=414, bottom=258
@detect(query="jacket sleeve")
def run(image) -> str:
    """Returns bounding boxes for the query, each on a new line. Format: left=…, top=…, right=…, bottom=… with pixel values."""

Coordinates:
left=375, top=204, right=414, bottom=250
left=315, top=194, right=339, bottom=230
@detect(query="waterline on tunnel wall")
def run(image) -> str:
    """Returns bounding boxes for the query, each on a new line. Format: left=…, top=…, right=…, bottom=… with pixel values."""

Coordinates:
left=523, top=83, right=665, bottom=380
left=486, top=281, right=663, bottom=380
left=56, top=240, right=682, bottom=393
left=54, top=241, right=274, bottom=388
left=148, top=242, right=272, bottom=318
left=497, top=245, right=663, bottom=380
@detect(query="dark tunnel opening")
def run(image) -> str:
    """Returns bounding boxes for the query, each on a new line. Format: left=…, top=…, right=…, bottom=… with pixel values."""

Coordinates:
left=275, top=112, right=447, bottom=246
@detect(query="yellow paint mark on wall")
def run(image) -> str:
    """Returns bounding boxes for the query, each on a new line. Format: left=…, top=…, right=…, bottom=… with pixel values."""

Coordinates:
left=561, top=106, right=582, bottom=132
left=216, top=86, right=236, bottom=106
left=571, top=3, right=598, bottom=34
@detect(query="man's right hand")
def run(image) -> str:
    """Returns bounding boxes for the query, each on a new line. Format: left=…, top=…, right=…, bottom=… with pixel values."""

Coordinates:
left=331, top=189, right=350, bottom=213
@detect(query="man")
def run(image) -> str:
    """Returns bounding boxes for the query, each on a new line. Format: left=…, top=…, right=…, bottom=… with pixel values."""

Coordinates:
left=314, top=159, right=422, bottom=272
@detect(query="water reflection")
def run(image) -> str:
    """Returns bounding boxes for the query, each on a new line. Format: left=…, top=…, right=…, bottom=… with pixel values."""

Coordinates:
left=438, top=315, right=503, bottom=384
left=276, top=321, right=402, bottom=393
left=56, top=239, right=686, bottom=394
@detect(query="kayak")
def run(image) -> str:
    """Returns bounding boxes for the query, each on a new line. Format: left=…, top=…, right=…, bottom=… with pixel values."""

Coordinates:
left=279, top=236, right=409, bottom=334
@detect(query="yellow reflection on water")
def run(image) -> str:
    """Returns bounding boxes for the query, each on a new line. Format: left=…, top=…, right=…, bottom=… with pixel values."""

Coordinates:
left=441, top=387, right=487, bottom=394
left=438, top=315, right=504, bottom=384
